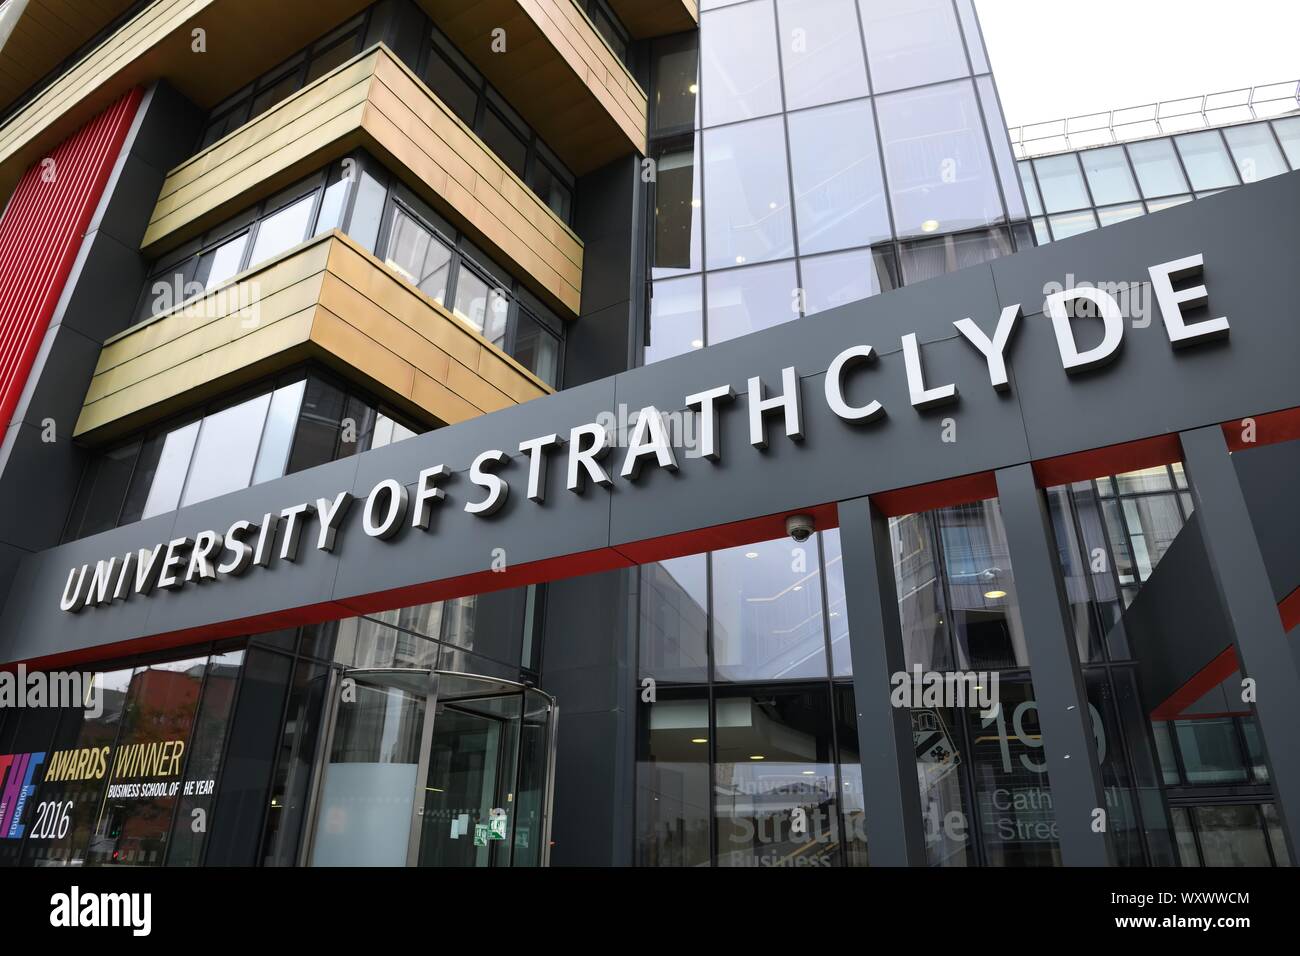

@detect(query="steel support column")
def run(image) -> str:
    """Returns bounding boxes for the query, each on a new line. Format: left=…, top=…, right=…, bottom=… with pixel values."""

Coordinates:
left=995, top=464, right=1113, bottom=866
left=837, top=495, right=927, bottom=866
left=1180, top=424, right=1300, bottom=862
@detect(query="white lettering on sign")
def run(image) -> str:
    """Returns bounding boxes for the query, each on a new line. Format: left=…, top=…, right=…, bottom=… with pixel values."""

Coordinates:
left=57, top=254, right=1227, bottom=612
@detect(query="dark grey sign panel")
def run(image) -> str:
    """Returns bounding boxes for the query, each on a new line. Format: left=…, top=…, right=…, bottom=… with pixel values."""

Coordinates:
left=5, top=172, right=1300, bottom=664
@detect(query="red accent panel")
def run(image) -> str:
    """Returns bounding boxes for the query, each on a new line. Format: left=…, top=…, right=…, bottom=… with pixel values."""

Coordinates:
left=1149, top=645, right=1240, bottom=721
left=1221, top=405, right=1300, bottom=452
left=1280, top=586, right=1300, bottom=634
left=612, top=502, right=841, bottom=566
left=0, top=88, right=141, bottom=433
left=1031, top=434, right=1183, bottom=488
left=871, top=471, right=997, bottom=517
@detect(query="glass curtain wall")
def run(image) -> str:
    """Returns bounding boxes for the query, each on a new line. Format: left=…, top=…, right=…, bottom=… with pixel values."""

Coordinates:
left=1018, top=117, right=1300, bottom=244
left=634, top=462, right=1277, bottom=866
left=644, top=0, right=1029, bottom=364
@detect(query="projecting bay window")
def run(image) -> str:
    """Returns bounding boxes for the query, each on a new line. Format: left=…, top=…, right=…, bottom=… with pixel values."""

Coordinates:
left=372, top=181, right=563, bottom=386
left=134, top=152, right=564, bottom=387
left=135, top=165, right=351, bottom=326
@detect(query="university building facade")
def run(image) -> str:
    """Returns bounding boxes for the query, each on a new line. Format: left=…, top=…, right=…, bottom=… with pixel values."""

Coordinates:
left=0, top=0, right=1296, bottom=868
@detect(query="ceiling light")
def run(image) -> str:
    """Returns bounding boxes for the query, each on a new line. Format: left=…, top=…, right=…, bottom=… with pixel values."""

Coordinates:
left=688, top=83, right=698, bottom=94
left=801, top=770, right=815, bottom=776
left=921, top=219, right=940, bottom=233
left=690, top=198, right=701, bottom=207
left=691, top=737, right=708, bottom=744
left=984, top=589, right=1007, bottom=600
left=745, top=551, right=759, bottom=559
left=749, top=754, right=765, bottom=760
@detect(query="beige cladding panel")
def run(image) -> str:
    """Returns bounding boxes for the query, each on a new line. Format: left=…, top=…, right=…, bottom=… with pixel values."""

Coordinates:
left=75, top=234, right=553, bottom=441
left=140, top=45, right=581, bottom=318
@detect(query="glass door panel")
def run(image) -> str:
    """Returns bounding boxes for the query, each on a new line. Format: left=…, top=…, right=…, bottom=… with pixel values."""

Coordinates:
left=309, top=680, right=425, bottom=866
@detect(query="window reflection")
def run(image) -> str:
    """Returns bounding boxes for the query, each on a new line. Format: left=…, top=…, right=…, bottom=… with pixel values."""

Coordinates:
left=650, top=32, right=699, bottom=134
left=1033, top=154, right=1090, bottom=213
left=776, top=0, right=870, bottom=110
left=1223, top=123, right=1288, bottom=183
left=1273, top=116, right=1300, bottom=169
left=249, top=193, right=316, bottom=263
left=950, top=676, right=1061, bottom=866
left=86, top=658, right=210, bottom=865
left=647, top=275, right=704, bottom=365
left=1145, top=194, right=1192, bottom=213
left=706, top=260, right=799, bottom=346
left=180, top=392, right=273, bottom=507
left=1097, top=203, right=1144, bottom=228
left=858, top=0, right=969, bottom=94
left=1126, top=138, right=1188, bottom=198
left=1174, top=131, right=1239, bottom=191
left=1193, top=805, right=1273, bottom=866
left=66, top=371, right=421, bottom=541
left=166, top=650, right=243, bottom=866
left=651, top=139, right=702, bottom=278
left=702, top=116, right=794, bottom=269
left=800, top=246, right=897, bottom=317
left=1047, top=208, right=1098, bottom=240
left=21, top=669, right=133, bottom=866
left=935, top=501, right=1026, bottom=671
left=384, top=205, right=453, bottom=304
left=140, top=421, right=200, bottom=519
left=639, top=555, right=709, bottom=682
left=711, top=536, right=828, bottom=682
left=1017, top=161, right=1043, bottom=216
left=897, top=227, right=1011, bottom=284
left=699, top=1, right=783, bottom=127
left=713, top=688, right=841, bottom=867
left=636, top=690, right=711, bottom=866
left=1081, top=145, right=1139, bottom=205
left=788, top=98, right=891, bottom=255
left=876, top=80, right=1003, bottom=237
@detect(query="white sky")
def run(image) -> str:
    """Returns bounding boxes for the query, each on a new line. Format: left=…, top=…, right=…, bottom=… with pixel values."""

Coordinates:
left=974, top=0, right=1300, bottom=128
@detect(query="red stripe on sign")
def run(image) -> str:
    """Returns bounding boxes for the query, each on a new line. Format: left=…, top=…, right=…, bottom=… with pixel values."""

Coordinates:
left=0, top=87, right=142, bottom=434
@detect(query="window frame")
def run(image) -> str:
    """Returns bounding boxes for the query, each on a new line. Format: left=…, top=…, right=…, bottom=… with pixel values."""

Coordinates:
left=63, top=364, right=426, bottom=542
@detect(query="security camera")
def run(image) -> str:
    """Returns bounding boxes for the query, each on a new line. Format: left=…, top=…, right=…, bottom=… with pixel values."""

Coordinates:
left=785, top=513, right=815, bottom=543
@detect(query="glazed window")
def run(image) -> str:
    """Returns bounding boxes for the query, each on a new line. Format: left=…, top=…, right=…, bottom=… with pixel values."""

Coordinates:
left=63, top=369, right=423, bottom=541
left=136, top=153, right=565, bottom=387
left=419, top=26, right=576, bottom=224
left=196, top=16, right=368, bottom=151
left=135, top=171, right=337, bottom=326
left=374, top=186, right=563, bottom=386
left=576, top=0, right=631, bottom=66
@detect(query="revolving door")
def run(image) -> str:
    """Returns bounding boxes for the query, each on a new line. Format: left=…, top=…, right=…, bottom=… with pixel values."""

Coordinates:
left=304, top=669, right=557, bottom=866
